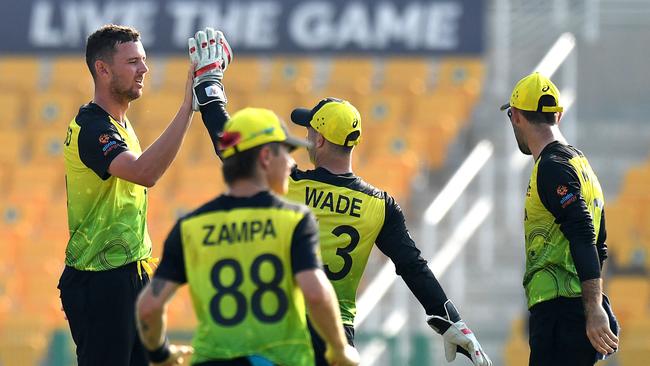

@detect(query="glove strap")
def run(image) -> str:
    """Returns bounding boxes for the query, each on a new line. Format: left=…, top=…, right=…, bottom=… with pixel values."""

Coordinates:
left=427, top=300, right=462, bottom=334
left=147, top=337, right=171, bottom=363
left=195, top=62, right=222, bottom=77
left=194, top=78, right=227, bottom=107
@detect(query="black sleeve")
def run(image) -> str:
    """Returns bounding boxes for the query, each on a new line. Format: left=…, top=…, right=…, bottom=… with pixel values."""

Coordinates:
left=290, top=212, right=323, bottom=274
left=537, top=159, right=601, bottom=281
left=199, top=100, right=230, bottom=158
left=375, top=193, right=449, bottom=317
left=596, top=209, right=608, bottom=268
left=154, top=221, right=187, bottom=284
left=77, top=123, right=128, bottom=179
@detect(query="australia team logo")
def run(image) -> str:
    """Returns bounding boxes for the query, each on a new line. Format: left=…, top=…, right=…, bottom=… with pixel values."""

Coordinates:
left=556, top=185, right=568, bottom=197
left=99, top=134, right=110, bottom=144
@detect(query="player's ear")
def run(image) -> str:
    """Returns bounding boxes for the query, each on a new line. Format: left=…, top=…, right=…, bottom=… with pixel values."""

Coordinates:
left=258, top=145, right=272, bottom=170
left=556, top=111, right=563, bottom=125
left=95, top=59, right=110, bottom=78
left=316, top=133, right=326, bottom=148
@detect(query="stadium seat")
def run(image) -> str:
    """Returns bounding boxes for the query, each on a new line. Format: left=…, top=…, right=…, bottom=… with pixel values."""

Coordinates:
left=0, top=131, right=27, bottom=165
left=607, top=276, right=650, bottom=326
left=49, top=57, right=93, bottom=95
left=326, top=58, right=376, bottom=94
left=28, top=129, right=66, bottom=164
left=245, top=92, right=299, bottom=123
left=159, top=57, right=189, bottom=92
left=503, top=316, right=530, bottom=366
left=268, top=57, right=316, bottom=93
left=27, top=92, right=78, bottom=131
left=0, top=57, right=41, bottom=92
left=0, top=92, right=24, bottom=129
left=222, top=58, right=263, bottom=92
left=381, top=58, right=431, bottom=94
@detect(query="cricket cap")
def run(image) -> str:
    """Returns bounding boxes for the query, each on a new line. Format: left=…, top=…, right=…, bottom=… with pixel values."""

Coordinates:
left=500, top=72, right=564, bottom=113
left=218, top=107, right=310, bottom=158
left=291, top=97, right=362, bottom=147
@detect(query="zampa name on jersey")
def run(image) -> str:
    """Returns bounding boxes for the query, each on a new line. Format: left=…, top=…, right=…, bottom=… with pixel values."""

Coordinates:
left=202, top=219, right=276, bottom=245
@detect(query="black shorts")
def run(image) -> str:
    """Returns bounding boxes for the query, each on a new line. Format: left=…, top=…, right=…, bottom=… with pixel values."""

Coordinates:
left=58, top=262, right=150, bottom=366
left=528, top=297, right=596, bottom=366
left=308, top=319, right=355, bottom=366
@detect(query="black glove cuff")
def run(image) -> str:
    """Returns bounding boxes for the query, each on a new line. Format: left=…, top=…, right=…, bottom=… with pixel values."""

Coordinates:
left=427, top=300, right=462, bottom=334
left=147, top=337, right=171, bottom=363
left=194, top=79, right=227, bottom=106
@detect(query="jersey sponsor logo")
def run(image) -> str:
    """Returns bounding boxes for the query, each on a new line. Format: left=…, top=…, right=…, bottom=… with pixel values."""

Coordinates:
left=202, top=219, right=277, bottom=245
left=560, top=192, right=577, bottom=208
left=305, top=186, right=362, bottom=217
left=102, top=140, right=118, bottom=156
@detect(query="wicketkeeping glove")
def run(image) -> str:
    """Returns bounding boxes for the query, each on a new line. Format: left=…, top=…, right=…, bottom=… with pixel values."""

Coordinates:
left=188, top=27, right=233, bottom=111
left=427, top=300, right=492, bottom=366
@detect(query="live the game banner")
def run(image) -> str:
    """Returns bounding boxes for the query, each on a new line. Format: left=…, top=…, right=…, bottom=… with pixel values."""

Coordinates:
left=0, top=0, right=484, bottom=55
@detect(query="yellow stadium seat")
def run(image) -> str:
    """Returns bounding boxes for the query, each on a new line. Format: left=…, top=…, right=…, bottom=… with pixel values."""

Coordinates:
left=27, top=92, right=77, bottom=131
left=49, top=57, right=94, bottom=95
left=607, top=277, right=650, bottom=326
left=356, top=92, right=408, bottom=127
left=245, top=92, right=299, bottom=123
left=327, top=59, right=376, bottom=94
left=436, top=57, right=485, bottom=101
left=7, top=163, right=63, bottom=200
left=504, top=316, right=530, bottom=366
left=268, top=57, right=316, bottom=93
left=0, top=92, right=24, bottom=129
left=222, top=58, right=263, bottom=92
left=0, top=57, right=41, bottom=92
left=29, top=129, right=67, bottom=164
left=158, top=57, right=190, bottom=92
left=381, top=58, right=431, bottom=94
left=0, top=314, right=49, bottom=366
left=0, top=131, right=27, bottom=164
left=130, top=91, right=185, bottom=138
left=620, top=165, right=650, bottom=197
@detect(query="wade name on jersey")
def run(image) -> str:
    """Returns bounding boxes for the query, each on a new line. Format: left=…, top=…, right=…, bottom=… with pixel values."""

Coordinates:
left=305, top=186, right=362, bottom=218
left=202, top=219, right=277, bottom=246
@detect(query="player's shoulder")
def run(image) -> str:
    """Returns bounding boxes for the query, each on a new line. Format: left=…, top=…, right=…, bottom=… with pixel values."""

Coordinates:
left=538, top=141, right=583, bottom=170
left=291, top=166, right=385, bottom=200
left=180, top=191, right=311, bottom=221
left=75, top=103, right=111, bottom=128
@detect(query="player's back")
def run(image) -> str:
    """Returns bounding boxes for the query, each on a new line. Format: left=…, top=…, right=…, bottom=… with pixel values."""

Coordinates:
left=287, top=167, right=386, bottom=326
left=179, top=191, right=315, bottom=365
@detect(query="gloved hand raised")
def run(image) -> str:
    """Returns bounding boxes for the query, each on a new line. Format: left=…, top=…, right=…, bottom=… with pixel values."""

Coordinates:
left=188, top=27, right=233, bottom=111
left=427, top=300, right=492, bottom=366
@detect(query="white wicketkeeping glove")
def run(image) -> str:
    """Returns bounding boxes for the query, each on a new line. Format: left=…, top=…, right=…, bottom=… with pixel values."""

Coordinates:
left=427, top=300, right=492, bottom=366
left=188, top=27, right=233, bottom=111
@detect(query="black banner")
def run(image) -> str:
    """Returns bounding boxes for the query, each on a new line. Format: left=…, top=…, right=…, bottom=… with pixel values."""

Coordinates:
left=0, top=0, right=484, bottom=55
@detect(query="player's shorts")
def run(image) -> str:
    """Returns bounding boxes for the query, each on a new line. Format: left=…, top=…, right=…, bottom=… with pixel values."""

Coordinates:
left=58, top=261, right=150, bottom=366
left=528, top=296, right=599, bottom=366
left=308, top=319, right=355, bottom=366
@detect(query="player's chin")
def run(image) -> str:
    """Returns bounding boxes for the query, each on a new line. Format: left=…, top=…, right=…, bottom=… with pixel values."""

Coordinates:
left=128, top=88, right=144, bottom=101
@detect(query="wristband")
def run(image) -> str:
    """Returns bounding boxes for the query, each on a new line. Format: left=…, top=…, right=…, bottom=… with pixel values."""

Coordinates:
left=147, top=337, right=171, bottom=363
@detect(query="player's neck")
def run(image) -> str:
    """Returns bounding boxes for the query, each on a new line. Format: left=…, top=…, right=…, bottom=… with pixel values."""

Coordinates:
left=227, top=179, right=268, bottom=197
left=315, top=157, right=352, bottom=175
left=93, top=89, right=130, bottom=125
left=529, top=125, right=567, bottom=161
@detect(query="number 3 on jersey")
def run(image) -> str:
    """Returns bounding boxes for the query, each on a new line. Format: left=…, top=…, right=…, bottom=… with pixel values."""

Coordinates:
left=325, top=225, right=360, bottom=280
left=209, top=253, right=288, bottom=326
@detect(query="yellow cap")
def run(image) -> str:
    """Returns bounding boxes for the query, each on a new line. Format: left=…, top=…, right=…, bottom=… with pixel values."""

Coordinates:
left=500, top=72, right=564, bottom=113
left=291, top=98, right=362, bottom=147
left=219, top=107, right=310, bottom=158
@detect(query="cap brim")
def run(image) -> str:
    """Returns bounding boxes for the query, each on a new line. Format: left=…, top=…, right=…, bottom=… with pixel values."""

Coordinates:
left=284, top=135, right=312, bottom=151
left=500, top=103, right=510, bottom=111
left=290, top=108, right=312, bottom=127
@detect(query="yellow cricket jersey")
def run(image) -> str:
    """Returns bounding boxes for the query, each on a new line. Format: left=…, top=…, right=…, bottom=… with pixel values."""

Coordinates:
left=63, top=103, right=151, bottom=271
left=154, top=191, right=321, bottom=365
left=524, top=141, right=606, bottom=308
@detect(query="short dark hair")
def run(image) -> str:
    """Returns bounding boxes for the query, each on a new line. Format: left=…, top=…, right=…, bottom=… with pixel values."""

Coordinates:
left=520, top=110, right=557, bottom=125
left=85, top=24, right=140, bottom=79
left=222, top=143, right=281, bottom=185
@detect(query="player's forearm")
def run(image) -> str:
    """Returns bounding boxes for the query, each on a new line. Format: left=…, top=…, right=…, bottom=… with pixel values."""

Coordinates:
left=136, top=278, right=178, bottom=350
left=305, top=286, right=347, bottom=351
left=137, top=103, right=193, bottom=182
left=581, top=278, right=603, bottom=315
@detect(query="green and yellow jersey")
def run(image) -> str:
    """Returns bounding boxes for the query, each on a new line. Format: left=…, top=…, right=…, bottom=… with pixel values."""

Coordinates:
left=63, top=103, right=151, bottom=271
left=154, top=191, right=321, bottom=366
left=287, top=167, right=448, bottom=327
left=524, top=141, right=608, bottom=308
